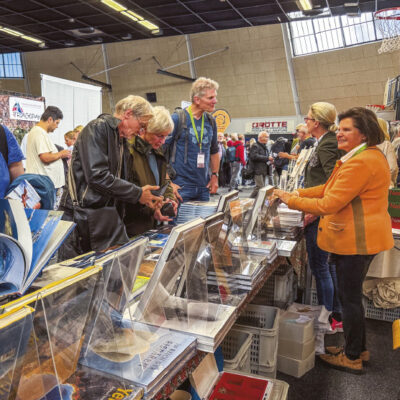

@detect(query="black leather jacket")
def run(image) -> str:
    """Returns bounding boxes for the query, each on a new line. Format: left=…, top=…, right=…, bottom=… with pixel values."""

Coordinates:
left=61, top=114, right=142, bottom=211
left=249, top=141, right=270, bottom=176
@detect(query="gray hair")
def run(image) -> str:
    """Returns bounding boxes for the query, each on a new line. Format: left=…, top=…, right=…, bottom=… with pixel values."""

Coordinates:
left=115, top=95, right=153, bottom=120
left=146, top=106, right=173, bottom=135
left=258, top=130, right=269, bottom=139
left=190, top=77, right=219, bottom=102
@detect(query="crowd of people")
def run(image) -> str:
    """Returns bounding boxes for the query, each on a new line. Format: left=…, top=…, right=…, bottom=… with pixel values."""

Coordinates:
left=1, top=78, right=398, bottom=375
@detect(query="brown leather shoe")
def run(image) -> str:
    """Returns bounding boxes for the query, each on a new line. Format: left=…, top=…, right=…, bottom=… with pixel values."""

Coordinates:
left=325, top=346, right=370, bottom=362
left=319, top=352, right=363, bottom=374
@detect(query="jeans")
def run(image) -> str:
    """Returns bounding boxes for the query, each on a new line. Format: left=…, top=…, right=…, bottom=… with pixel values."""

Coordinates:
left=178, top=184, right=210, bottom=202
left=332, top=253, right=376, bottom=360
left=305, top=218, right=341, bottom=313
left=229, top=161, right=241, bottom=189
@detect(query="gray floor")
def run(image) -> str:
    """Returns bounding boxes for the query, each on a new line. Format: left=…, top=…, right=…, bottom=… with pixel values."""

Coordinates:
left=278, top=319, right=400, bottom=400
left=216, top=184, right=400, bottom=400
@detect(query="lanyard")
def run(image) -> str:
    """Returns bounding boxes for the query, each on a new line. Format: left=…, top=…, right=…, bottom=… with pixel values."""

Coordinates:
left=188, top=106, right=204, bottom=151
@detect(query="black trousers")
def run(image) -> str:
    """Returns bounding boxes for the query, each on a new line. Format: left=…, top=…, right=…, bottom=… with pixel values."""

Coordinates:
left=331, top=253, right=376, bottom=360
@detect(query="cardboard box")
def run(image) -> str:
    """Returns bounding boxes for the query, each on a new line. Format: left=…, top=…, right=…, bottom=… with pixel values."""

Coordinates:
left=277, top=351, right=315, bottom=378
left=279, top=311, right=314, bottom=343
left=278, top=335, right=315, bottom=360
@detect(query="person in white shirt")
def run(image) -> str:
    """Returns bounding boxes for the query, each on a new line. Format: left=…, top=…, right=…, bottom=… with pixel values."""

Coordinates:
left=26, top=106, right=71, bottom=201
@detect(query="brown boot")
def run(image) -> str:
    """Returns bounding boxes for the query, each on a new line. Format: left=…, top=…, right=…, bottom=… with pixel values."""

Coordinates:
left=325, top=346, right=370, bottom=362
left=319, top=352, right=363, bottom=374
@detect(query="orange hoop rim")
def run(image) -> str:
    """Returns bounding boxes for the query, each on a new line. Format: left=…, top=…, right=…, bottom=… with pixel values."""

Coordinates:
left=374, top=7, right=400, bottom=20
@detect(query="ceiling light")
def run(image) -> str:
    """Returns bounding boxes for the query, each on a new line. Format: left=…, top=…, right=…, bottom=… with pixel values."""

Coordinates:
left=299, top=0, right=313, bottom=11
left=126, top=10, right=144, bottom=21
left=100, top=0, right=126, bottom=12
left=0, top=27, right=22, bottom=37
left=121, top=11, right=138, bottom=22
left=0, top=26, right=45, bottom=46
left=138, top=20, right=159, bottom=31
left=21, top=35, right=42, bottom=44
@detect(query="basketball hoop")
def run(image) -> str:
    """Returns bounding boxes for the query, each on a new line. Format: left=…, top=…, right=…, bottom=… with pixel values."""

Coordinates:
left=374, top=7, right=400, bottom=53
left=366, top=104, right=385, bottom=113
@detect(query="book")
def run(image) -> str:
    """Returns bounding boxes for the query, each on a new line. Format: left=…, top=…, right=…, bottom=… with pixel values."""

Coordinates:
left=0, top=199, right=75, bottom=296
left=6, top=179, right=41, bottom=209
left=1, top=266, right=102, bottom=400
left=0, top=306, right=34, bottom=400
left=134, top=218, right=237, bottom=352
left=80, top=319, right=197, bottom=395
left=35, top=366, right=143, bottom=400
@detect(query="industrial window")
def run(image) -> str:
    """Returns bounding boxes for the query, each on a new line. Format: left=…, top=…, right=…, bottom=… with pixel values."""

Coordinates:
left=288, top=12, right=380, bottom=56
left=0, top=53, right=24, bottom=78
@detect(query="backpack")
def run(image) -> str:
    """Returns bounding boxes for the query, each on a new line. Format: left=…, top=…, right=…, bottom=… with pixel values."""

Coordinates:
left=226, top=144, right=238, bottom=163
left=271, top=138, right=289, bottom=168
left=164, top=108, right=217, bottom=166
left=0, top=125, right=8, bottom=164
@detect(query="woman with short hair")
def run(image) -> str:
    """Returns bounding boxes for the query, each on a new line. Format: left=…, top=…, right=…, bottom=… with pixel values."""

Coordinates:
left=125, top=106, right=177, bottom=236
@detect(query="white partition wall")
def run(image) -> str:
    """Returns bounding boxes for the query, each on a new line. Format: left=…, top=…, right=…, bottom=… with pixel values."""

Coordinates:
left=41, top=74, right=102, bottom=147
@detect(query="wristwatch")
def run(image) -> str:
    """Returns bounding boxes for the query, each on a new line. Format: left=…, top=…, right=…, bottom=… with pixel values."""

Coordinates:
left=212, top=172, right=219, bottom=177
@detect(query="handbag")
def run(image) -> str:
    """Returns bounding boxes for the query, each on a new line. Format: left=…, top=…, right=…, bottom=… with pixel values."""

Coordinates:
left=68, top=142, right=129, bottom=253
left=242, top=160, right=255, bottom=180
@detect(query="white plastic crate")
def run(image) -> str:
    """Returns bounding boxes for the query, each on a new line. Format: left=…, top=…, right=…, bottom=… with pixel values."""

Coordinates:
left=250, top=362, right=277, bottom=379
left=221, top=328, right=253, bottom=373
left=362, top=296, right=400, bottom=322
left=310, top=288, right=318, bottom=306
left=252, top=264, right=296, bottom=308
left=234, top=304, right=280, bottom=368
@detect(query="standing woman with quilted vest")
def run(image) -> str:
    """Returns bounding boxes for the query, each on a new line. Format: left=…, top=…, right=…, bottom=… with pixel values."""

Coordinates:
left=274, top=107, right=394, bottom=374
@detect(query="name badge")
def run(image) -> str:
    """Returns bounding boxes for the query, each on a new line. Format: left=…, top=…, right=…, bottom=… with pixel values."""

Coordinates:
left=197, top=152, right=205, bottom=168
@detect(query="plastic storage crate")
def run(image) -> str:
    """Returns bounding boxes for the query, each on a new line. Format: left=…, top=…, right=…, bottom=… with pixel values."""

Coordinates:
left=221, top=328, right=253, bottom=373
left=362, top=296, right=400, bottom=322
left=234, top=304, right=280, bottom=368
left=252, top=264, right=296, bottom=308
left=250, top=362, right=277, bottom=379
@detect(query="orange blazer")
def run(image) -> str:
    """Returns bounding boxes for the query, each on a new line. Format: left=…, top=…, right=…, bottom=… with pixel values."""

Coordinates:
left=288, top=147, right=394, bottom=255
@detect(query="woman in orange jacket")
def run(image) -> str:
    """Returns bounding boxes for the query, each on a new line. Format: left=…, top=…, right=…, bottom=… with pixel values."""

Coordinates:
left=274, top=107, right=394, bottom=374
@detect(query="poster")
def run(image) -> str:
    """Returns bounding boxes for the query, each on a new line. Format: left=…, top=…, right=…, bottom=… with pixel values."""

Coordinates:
left=9, top=96, right=44, bottom=122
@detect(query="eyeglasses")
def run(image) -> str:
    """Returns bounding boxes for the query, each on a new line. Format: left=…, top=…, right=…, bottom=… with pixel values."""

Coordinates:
left=304, top=117, right=315, bottom=122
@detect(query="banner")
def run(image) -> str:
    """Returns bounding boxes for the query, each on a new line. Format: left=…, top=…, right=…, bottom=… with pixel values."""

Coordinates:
left=9, top=96, right=44, bottom=122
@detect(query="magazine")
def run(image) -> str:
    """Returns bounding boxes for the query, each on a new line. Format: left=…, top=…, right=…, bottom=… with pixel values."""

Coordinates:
left=6, top=179, right=41, bottom=209
left=0, top=199, right=75, bottom=296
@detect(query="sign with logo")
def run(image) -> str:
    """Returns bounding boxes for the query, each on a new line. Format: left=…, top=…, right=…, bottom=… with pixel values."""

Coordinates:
left=9, top=96, right=45, bottom=122
left=212, top=109, right=231, bottom=133
left=246, top=119, right=295, bottom=135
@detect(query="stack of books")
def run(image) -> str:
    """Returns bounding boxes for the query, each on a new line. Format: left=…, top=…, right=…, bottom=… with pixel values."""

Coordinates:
left=207, top=260, right=267, bottom=292
left=265, top=204, right=303, bottom=240
left=176, top=201, right=219, bottom=224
